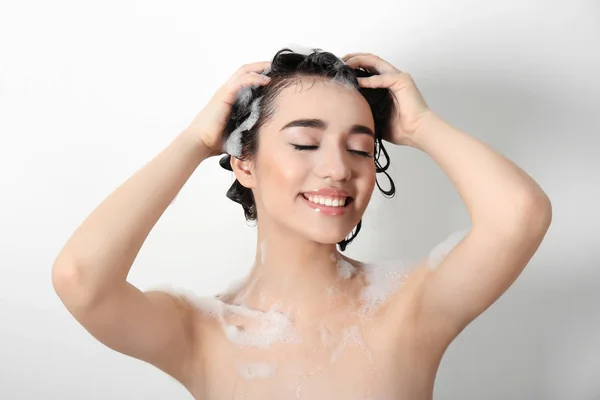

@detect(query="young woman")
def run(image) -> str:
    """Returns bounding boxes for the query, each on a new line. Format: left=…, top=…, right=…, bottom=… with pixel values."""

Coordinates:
left=52, top=48, right=552, bottom=399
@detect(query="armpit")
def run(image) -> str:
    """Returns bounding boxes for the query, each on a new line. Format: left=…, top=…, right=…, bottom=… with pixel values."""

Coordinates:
left=426, top=229, right=469, bottom=270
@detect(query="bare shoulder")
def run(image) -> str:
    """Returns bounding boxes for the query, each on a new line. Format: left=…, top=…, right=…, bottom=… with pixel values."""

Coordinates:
left=350, top=257, right=431, bottom=317
left=52, top=275, right=205, bottom=389
left=351, top=258, right=440, bottom=342
left=143, top=288, right=221, bottom=391
left=139, top=289, right=201, bottom=379
left=144, top=289, right=198, bottom=316
left=352, top=230, right=471, bottom=346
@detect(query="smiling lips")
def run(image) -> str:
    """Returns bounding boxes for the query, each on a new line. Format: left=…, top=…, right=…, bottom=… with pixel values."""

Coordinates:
left=301, top=188, right=352, bottom=215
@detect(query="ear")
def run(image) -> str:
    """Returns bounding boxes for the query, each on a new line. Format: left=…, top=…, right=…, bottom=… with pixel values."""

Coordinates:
left=230, top=156, right=256, bottom=189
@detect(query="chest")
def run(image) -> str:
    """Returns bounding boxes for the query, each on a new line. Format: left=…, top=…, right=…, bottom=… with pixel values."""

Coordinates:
left=191, top=316, right=438, bottom=400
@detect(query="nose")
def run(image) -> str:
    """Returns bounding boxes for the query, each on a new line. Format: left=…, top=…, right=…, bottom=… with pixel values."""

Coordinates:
left=314, top=144, right=352, bottom=182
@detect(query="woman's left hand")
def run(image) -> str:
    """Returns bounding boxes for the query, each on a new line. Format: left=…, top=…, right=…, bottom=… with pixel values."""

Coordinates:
left=343, top=52, right=433, bottom=146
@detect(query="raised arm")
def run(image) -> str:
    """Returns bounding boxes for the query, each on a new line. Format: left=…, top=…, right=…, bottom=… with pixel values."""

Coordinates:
left=52, top=130, right=210, bottom=382
left=342, top=52, right=552, bottom=343
left=411, top=112, right=552, bottom=338
left=51, top=61, right=272, bottom=384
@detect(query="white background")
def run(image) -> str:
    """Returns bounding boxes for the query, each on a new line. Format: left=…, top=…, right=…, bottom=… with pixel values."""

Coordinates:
left=1, top=0, right=598, bottom=398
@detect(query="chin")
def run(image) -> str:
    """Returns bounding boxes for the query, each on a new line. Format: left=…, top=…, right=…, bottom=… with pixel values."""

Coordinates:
left=301, top=223, right=358, bottom=246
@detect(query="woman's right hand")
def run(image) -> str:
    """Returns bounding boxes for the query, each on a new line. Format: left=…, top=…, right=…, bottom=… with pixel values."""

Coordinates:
left=183, top=61, right=272, bottom=157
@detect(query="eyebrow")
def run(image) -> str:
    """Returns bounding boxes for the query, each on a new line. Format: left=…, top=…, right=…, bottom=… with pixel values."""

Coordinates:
left=279, top=118, right=374, bottom=137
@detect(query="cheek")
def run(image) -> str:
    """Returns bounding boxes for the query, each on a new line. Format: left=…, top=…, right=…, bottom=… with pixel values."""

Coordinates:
left=255, top=147, right=308, bottom=193
left=357, top=164, right=377, bottom=198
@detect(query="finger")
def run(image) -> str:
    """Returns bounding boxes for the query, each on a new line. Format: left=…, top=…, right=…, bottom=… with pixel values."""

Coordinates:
left=238, top=61, right=272, bottom=74
left=231, top=72, right=270, bottom=92
left=345, top=55, right=399, bottom=74
left=346, top=55, right=397, bottom=74
left=342, top=52, right=372, bottom=61
left=220, top=72, right=270, bottom=104
left=226, top=62, right=271, bottom=84
left=244, top=71, right=271, bottom=83
left=357, top=74, right=399, bottom=89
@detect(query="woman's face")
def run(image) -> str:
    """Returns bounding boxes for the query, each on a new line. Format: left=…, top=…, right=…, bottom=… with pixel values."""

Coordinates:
left=237, top=77, right=377, bottom=245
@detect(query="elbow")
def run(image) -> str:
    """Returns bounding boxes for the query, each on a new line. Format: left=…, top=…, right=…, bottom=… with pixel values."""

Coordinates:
left=477, top=189, right=552, bottom=238
left=521, top=189, right=552, bottom=233
left=52, top=257, right=83, bottom=302
left=497, top=189, right=552, bottom=241
left=52, top=255, right=101, bottom=310
left=52, top=252, right=76, bottom=293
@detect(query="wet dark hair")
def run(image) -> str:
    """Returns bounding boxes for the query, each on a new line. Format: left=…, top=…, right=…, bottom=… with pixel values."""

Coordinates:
left=219, top=47, right=396, bottom=251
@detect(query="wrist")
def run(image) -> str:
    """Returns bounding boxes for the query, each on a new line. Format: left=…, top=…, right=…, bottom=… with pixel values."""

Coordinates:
left=176, top=129, right=215, bottom=161
left=408, top=111, right=445, bottom=151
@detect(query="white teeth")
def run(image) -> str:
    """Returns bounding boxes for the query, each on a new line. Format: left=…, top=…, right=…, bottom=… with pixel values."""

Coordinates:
left=304, top=195, right=348, bottom=207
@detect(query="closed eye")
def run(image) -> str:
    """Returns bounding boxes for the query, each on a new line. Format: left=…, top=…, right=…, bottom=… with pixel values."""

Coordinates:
left=349, top=150, right=373, bottom=158
left=291, top=144, right=373, bottom=158
left=291, top=144, right=318, bottom=151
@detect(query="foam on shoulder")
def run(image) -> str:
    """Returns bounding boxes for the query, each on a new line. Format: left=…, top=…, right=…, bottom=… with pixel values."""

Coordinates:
left=152, top=284, right=300, bottom=349
left=359, top=260, right=413, bottom=315
left=427, top=229, right=469, bottom=270
left=237, top=362, right=278, bottom=380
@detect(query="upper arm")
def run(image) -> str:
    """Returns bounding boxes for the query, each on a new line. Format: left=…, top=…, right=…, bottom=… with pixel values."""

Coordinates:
left=53, top=274, right=198, bottom=384
left=415, top=201, right=552, bottom=339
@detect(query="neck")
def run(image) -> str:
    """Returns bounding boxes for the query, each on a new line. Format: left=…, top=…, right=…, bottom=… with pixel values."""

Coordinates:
left=229, top=220, right=360, bottom=323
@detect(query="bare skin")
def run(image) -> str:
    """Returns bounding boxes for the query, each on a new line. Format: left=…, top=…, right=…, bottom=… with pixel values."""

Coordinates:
left=52, top=55, right=552, bottom=399
left=186, top=257, right=442, bottom=400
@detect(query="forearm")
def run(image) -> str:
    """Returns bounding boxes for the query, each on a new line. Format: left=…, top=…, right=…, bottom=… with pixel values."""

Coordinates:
left=53, top=130, right=211, bottom=296
left=409, top=112, right=551, bottom=232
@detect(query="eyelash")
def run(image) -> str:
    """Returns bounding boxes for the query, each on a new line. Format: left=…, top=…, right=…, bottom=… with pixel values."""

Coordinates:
left=291, top=144, right=373, bottom=158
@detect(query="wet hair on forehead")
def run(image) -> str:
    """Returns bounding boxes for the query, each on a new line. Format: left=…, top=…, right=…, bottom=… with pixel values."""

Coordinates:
left=219, top=46, right=396, bottom=251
